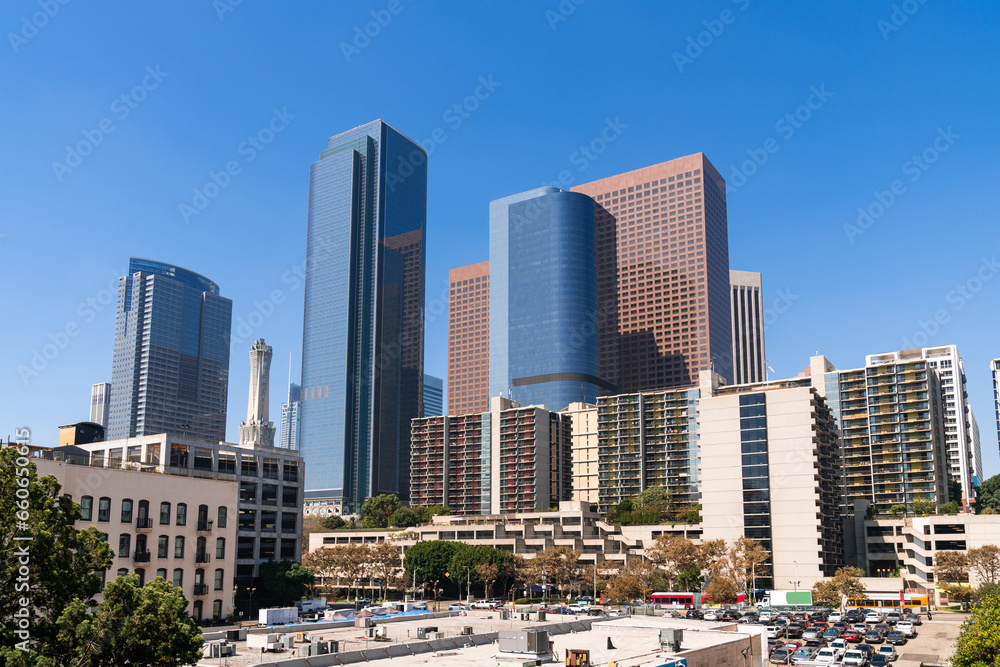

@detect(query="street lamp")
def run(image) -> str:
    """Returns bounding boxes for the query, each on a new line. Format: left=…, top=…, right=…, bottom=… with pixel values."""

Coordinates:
left=792, top=560, right=800, bottom=611
left=466, top=566, right=471, bottom=602
left=247, top=586, right=256, bottom=621
left=411, top=568, right=420, bottom=603
left=542, top=567, right=548, bottom=608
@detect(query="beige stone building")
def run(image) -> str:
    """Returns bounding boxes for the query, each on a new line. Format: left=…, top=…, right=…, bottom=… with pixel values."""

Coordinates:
left=29, top=448, right=237, bottom=621
left=563, top=402, right=598, bottom=505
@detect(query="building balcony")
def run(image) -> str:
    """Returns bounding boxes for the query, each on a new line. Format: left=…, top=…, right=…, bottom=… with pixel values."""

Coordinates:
left=196, top=520, right=213, bottom=534
left=133, top=550, right=151, bottom=563
left=195, top=552, right=211, bottom=564
left=135, top=518, right=153, bottom=532
left=193, top=584, right=209, bottom=596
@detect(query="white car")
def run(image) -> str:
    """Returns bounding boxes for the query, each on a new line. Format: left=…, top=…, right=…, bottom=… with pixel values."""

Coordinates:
left=766, top=626, right=781, bottom=639
left=703, top=611, right=719, bottom=621
left=865, top=611, right=883, bottom=623
left=829, top=638, right=848, bottom=653
left=758, top=611, right=775, bottom=622
left=894, top=621, right=915, bottom=636
left=879, top=644, right=898, bottom=661
left=567, top=604, right=587, bottom=614
left=814, top=648, right=841, bottom=664
left=827, top=611, right=843, bottom=623
left=842, top=650, right=868, bottom=667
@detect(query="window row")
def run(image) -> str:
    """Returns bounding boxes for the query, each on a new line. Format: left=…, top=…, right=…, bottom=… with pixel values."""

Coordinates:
left=109, top=567, right=226, bottom=591
left=238, top=483, right=299, bottom=507
left=79, top=498, right=227, bottom=529
left=117, top=535, right=226, bottom=560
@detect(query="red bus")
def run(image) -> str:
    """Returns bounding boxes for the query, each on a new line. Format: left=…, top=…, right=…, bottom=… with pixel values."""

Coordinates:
left=649, top=592, right=704, bottom=608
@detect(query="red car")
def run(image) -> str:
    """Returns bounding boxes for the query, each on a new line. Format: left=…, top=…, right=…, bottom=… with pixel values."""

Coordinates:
left=843, top=629, right=863, bottom=642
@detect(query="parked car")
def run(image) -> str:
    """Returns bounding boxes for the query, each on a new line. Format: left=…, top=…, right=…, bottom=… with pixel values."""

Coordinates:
left=703, top=610, right=720, bottom=621
left=885, top=631, right=906, bottom=645
left=448, top=603, right=469, bottom=611
left=758, top=610, right=776, bottom=622
left=870, top=654, right=890, bottom=667
left=853, top=623, right=870, bottom=633
left=855, top=644, right=876, bottom=658
left=865, top=629, right=884, bottom=644
left=814, top=647, right=841, bottom=664
left=894, top=621, right=915, bottom=637
left=802, top=627, right=823, bottom=641
left=827, top=611, right=844, bottom=623
left=790, top=647, right=817, bottom=665
left=822, top=628, right=840, bottom=642
left=884, top=612, right=902, bottom=625
left=843, top=629, right=863, bottom=642
left=865, top=611, right=882, bottom=623
left=685, top=610, right=703, bottom=619
left=471, top=599, right=502, bottom=610
left=767, top=639, right=786, bottom=654
left=785, top=624, right=804, bottom=639
left=842, top=649, right=868, bottom=667
left=874, top=623, right=891, bottom=636
left=766, top=626, right=783, bottom=639
left=578, top=596, right=594, bottom=603
left=829, top=639, right=848, bottom=653
left=905, top=613, right=922, bottom=626
left=878, top=644, right=898, bottom=661
left=769, top=647, right=793, bottom=664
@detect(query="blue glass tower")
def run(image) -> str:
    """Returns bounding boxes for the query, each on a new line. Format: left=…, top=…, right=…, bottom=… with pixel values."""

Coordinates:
left=300, top=120, right=426, bottom=508
left=108, top=258, right=232, bottom=441
left=489, top=187, right=603, bottom=411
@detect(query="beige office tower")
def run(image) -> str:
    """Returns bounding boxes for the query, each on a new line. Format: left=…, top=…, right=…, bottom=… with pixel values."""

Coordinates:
left=571, top=153, right=733, bottom=392
left=866, top=346, right=979, bottom=510
left=563, top=402, right=599, bottom=504
left=730, top=270, right=765, bottom=384
left=447, top=262, right=490, bottom=415
left=699, top=372, right=844, bottom=591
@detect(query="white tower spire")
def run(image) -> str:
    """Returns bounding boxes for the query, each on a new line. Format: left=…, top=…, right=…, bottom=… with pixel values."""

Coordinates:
left=239, top=338, right=276, bottom=447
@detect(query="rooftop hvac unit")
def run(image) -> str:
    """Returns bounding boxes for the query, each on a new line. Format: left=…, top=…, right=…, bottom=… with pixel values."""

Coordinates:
left=365, top=627, right=377, bottom=638
left=307, top=640, right=330, bottom=656
left=280, top=635, right=295, bottom=649
left=461, top=626, right=474, bottom=635
left=659, top=628, right=683, bottom=652
left=356, top=617, right=374, bottom=628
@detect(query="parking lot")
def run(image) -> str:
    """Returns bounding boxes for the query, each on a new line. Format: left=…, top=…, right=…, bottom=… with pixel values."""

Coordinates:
left=893, top=613, right=963, bottom=667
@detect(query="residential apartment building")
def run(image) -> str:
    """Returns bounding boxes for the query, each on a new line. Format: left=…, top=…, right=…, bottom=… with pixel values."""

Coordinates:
left=572, top=153, right=733, bottom=392
left=423, top=374, right=443, bottom=417
left=730, top=270, right=765, bottom=385
left=867, top=346, right=980, bottom=509
left=410, top=397, right=573, bottom=515
left=563, top=402, right=599, bottom=505
left=595, top=387, right=700, bottom=515
left=90, top=382, right=110, bottom=427
left=66, top=433, right=303, bottom=614
left=699, top=374, right=844, bottom=589
left=301, top=120, right=426, bottom=509
left=992, top=358, right=1000, bottom=448
left=447, top=262, right=490, bottom=416
left=22, top=444, right=237, bottom=622
left=489, top=187, right=605, bottom=412
left=108, top=258, right=232, bottom=441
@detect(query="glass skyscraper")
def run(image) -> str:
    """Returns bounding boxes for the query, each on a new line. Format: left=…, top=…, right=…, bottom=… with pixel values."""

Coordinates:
left=489, top=187, right=603, bottom=412
left=279, top=382, right=301, bottom=450
left=107, top=258, right=232, bottom=441
left=300, top=120, right=426, bottom=509
left=423, top=374, right=443, bottom=417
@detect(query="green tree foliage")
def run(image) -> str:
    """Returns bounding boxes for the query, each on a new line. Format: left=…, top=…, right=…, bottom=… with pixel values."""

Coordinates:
left=634, top=486, right=672, bottom=511
left=978, top=474, right=1000, bottom=512
left=44, top=574, right=202, bottom=667
left=911, top=499, right=937, bottom=516
left=403, top=540, right=464, bottom=587
left=969, top=545, right=1000, bottom=585
left=0, top=448, right=114, bottom=659
left=388, top=507, right=419, bottom=528
left=258, top=559, right=314, bottom=607
left=811, top=566, right=866, bottom=609
left=974, top=582, right=1000, bottom=606
left=705, top=574, right=739, bottom=604
left=361, top=494, right=402, bottom=529
left=447, top=544, right=516, bottom=591
left=939, top=500, right=961, bottom=515
left=320, top=514, right=348, bottom=530
left=411, top=505, right=451, bottom=523
left=952, top=592, right=1000, bottom=666
left=890, top=504, right=906, bottom=516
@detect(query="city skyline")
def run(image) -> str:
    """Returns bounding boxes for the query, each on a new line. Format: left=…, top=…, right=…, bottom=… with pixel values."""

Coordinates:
left=5, top=3, right=1000, bottom=481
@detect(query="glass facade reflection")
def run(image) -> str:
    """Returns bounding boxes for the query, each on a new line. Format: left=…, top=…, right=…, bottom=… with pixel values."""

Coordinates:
left=489, top=187, right=602, bottom=412
left=301, top=120, right=426, bottom=508
left=108, top=258, right=232, bottom=441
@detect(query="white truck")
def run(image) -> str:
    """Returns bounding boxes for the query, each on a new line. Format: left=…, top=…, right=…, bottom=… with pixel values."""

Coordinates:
left=296, top=598, right=327, bottom=614
left=259, top=607, right=298, bottom=625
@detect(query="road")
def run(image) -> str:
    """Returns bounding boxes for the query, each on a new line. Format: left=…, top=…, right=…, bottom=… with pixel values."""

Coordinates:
left=893, top=612, right=964, bottom=666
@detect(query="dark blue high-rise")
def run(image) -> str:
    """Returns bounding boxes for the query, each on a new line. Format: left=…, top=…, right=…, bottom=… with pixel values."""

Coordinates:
left=489, top=187, right=602, bottom=411
left=300, top=120, right=426, bottom=510
left=108, top=258, right=232, bottom=441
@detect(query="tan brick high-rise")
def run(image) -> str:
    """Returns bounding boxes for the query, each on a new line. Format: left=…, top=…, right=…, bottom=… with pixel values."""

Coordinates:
left=572, top=153, right=733, bottom=391
left=447, top=262, right=490, bottom=415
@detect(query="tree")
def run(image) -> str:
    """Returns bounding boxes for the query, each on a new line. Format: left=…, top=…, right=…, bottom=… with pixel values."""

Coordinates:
left=936, top=550, right=970, bottom=584
left=939, top=500, right=961, bottom=515
left=321, top=514, right=348, bottom=530
left=411, top=505, right=451, bottom=523
left=476, top=563, right=500, bottom=598
left=968, top=545, right=1000, bottom=585
left=530, top=547, right=582, bottom=598
left=812, top=566, right=866, bottom=609
left=0, top=448, right=114, bottom=658
left=603, top=574, right=642, bottom=604
left=646, top=536, right=699, bottom=592
left=943, top=583, right=975, bottom=609
left=302, top=547, right=341, bottom=595
left=890, top=504, right=906, bottom=516
left=388, top=507, right=419, bottom=528
left=44, top=574, right=202, bottom=667
left=951, top=591, right=1000, bottom=666
left=361, top=494, right=402, bottom=529
left=448, top=545, right=516, bottom=596
left=978, top=474, right=1000, bottom=512
left=911, top=499, right=937, bottom=516
left=369, top=540, right=403, bottom=600
left=258, top=559, right=314, bottom=607
left=705, top=574, right=740, bottom=604
left=404, top=540, right=464, bottom=591
left=722, top=537, right=771, bottom=594
left=635, top=486, right=672, bottom=512
left=974, top=582, right=1000, bottom=606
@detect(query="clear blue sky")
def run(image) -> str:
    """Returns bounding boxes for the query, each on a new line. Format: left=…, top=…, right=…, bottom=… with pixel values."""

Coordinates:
left=3, top=1, right=999, bottom=479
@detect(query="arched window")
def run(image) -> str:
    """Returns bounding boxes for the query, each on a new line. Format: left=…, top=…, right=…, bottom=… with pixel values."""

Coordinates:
left=135, top=569, right=145, bottom=586
left=137, top=500, right=150, bottom=528
left=118, top=534, right=131, bottom=558
left=215, top=537, right=226, bottom=559
left=98, top=497, right=111, bottom=522
left=157, top=535, right=169, bottom=558
left=217, top=506, right=228, bottom=529
left=192, top=600, right=203, bottom=622
left=116, top=568, right=129, bottom=579
left=80, top=496, right=93, bottom=521
left=172, top=569, right=183, bottom=587
left=156, top=568, right=167, bottom=580
left=212, top=599, right=223, bottom=619
left=174, top=536, right=185, bottom=558
left=214, top=568, right=224, bottom=590
left=196, top=537, right=207, bottom=562
left=176, top=503, right=187, bottom=526
left=159, top=502, right=171, bottom=525
left=120, top=498, right=133, bottom=523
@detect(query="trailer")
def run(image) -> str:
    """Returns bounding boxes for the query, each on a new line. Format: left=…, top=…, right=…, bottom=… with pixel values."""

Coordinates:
left=757, top=590, right=813, bottom=607
left=259, top=607, right=299, bottom=625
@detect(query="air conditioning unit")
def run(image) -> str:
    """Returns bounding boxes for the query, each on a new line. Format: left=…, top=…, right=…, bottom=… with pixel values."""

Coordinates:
left=280, top=635, right=295, bottom=649
left=365, top=627, right=377, bottom=638
left=307, top=640, right=330, bottom=656
left=430, top=632, right=446, bottom=639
